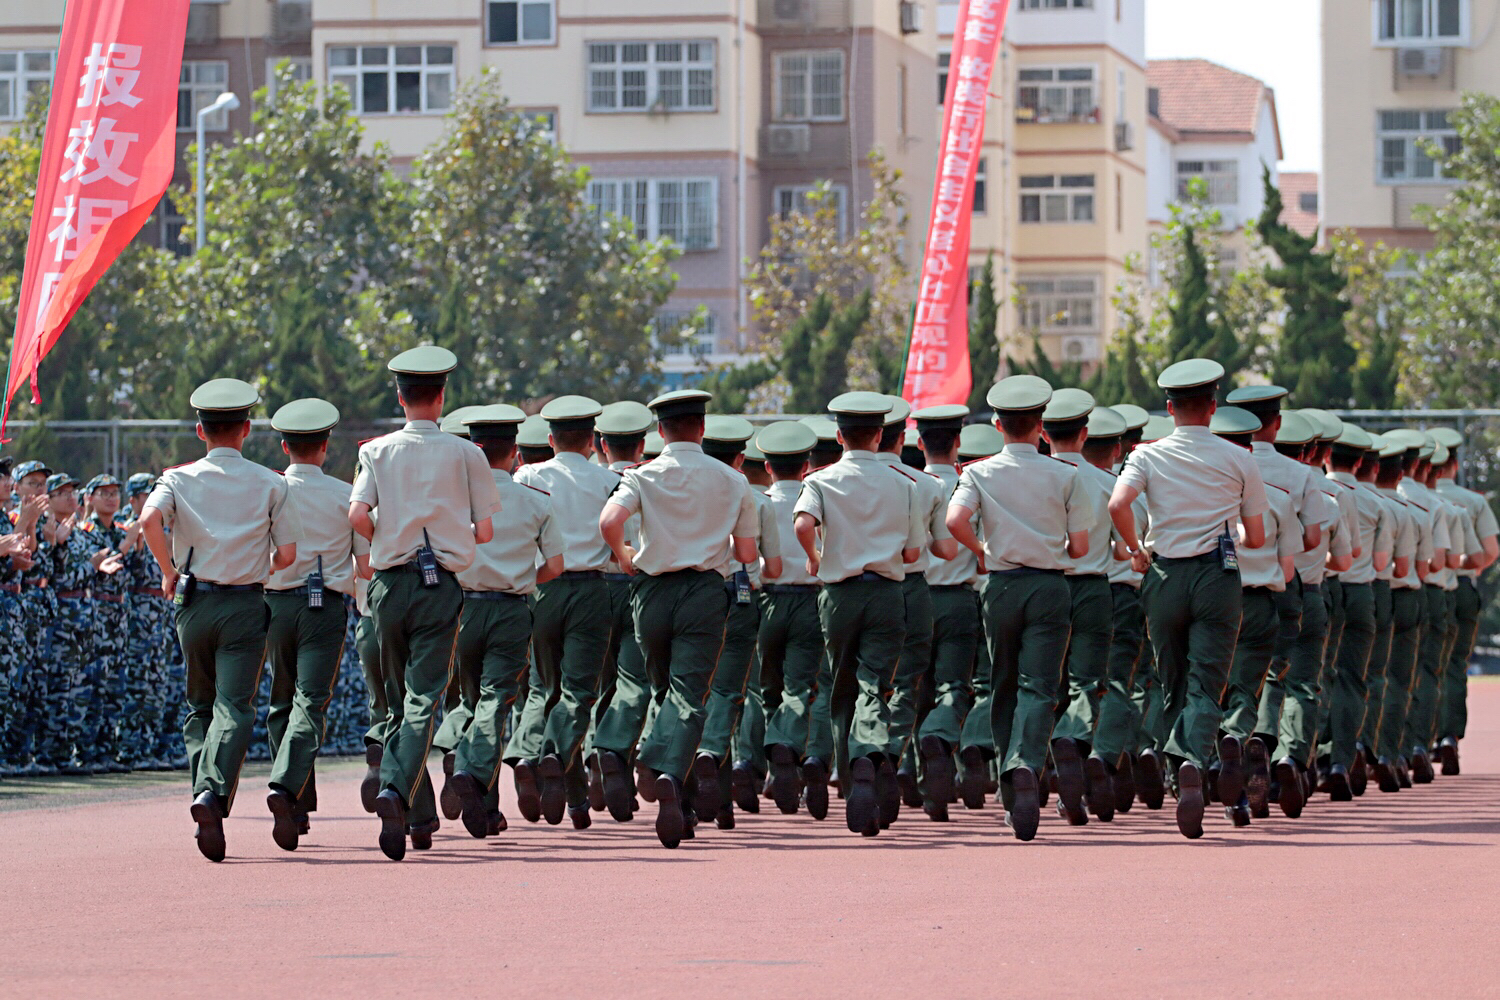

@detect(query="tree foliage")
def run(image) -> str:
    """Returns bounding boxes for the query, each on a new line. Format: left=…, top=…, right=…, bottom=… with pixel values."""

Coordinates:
left=966, top=255, right=1002, bottom=412
left=1329, top=230, right=1406, bottom=409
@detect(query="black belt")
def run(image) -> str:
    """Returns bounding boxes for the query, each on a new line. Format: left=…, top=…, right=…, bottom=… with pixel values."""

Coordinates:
left=1069, top=573, right=1108, bottom=581
left=989, top=567, right=1063, bottom=578
left=603, top=573, right=632, bottom=583
left=1243, top=585, right=1280, bottom=596
left=267, top=586, right=310, bottom=596
left=391, top=560, right=452, bottom=576
left=1153, top=551, right=1219, bottom=566
left=195, top=582, right=264, bottom=594
left=763, top=583, right=820, bottom=595
left=55, top=590, right=88, bottom=599
left=131, top=586, right=163, bottom=596
left=558, top=570, right=604, bottom=581
left=1302, top=583, right=1322, bottom=593
left=462, top=590, right=525, bottom=602
left=835, top=570, right=895, bottom=583
left=929, top=583, right=973, bottom=593
left=95, top=593, right=126, bottom=603
left=905, top=570, right=925, bottom=580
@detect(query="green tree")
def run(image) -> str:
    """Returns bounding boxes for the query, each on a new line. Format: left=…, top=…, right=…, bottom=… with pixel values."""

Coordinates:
left=1010, top=337, right=1086, bottom=388
left=1330, top=230, right=1406, bottom=408
left=1165, top=224, right=1242, bottom=377
left=966, top=255, right=1002, bottom=411
left=1256, top=165, right=1354, bottom=404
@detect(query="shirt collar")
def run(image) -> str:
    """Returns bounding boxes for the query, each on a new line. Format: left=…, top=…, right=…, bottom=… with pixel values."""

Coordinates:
left=206, top=447, right=241, bottom=459
left=876, top=452, right=900, bottom=465
left=609, top=461, right=632, bottom=472
left=664, top=441, right=704, bottom=455
left=1172, top=424, right=1212, bottom=439
left=286, top=463, right=325, bottom=477
left=928, top=463, right=957, bottom=475
left=492, top=468, right=513, bottom=485
left=1002, top=443, right=1038, bottom=455
left=1055, top=451, right=1086, bottom=464
left=769, top=479, right=803, bottom=495
left=1331, top=471, right=1357, bottom=486
left=554, top=451, right=592, bottom=467
left=1251, top=439, right=1274, bottom=453
left=844, top=449, right=878, bottom=461
left=405, top=420, right=439, bottom=431
left=1437, top=477, right=1455, bottom=487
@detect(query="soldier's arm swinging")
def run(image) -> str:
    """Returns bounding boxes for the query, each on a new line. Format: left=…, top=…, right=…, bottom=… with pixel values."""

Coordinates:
left=349, top=501, right=375, bottom=543
left=1239, top=513, right=1266, bottom=549
left=473, top=518, right=494, bottom=545
left=536, top=552, right=565, bottom=585
left=599, top=503, right=636, bottom=576
left=136, top=507, right=178, bottom=594
left=1107, top=482, right=1141, bottom=555
left=944, top=503, right=983, bottom=563
left=732, top=536, right=758, bottom=564
left=793, top=512, right=820, bottom=577
left=1066, top=530, right=1089, bottom=561
left=271, top=543, right=296, bottom=572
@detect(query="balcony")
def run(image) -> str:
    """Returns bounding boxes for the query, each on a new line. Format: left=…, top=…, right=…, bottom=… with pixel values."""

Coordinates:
left=757, top=0, right=852, bottom=33
left=758, top=122, right=851, bottom=169
left=1016, top=105, right=1102, bottom=126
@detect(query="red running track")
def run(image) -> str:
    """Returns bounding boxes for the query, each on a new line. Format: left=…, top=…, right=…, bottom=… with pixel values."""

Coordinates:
left=4, top=680, right=1500, bottom=999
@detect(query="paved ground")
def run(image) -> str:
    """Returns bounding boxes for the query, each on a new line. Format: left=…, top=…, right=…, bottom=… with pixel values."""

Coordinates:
left=6, top=680, right=1500, bottom=999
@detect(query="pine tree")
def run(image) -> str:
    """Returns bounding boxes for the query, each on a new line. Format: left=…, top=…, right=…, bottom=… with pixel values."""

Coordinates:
left=966, top=256, right=1002, bottom=411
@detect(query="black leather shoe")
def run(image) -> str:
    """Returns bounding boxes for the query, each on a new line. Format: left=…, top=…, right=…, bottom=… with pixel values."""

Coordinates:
left=266, top=789, right=300, bottom=852
left=714, top=806, right=735, bottom=830
left=731, top=762, right=760, bottom=814
left=450, top=770, right=491, bottom=839
left=802, top=757, right=830, bottom=821
left=690, top=753, right=721, bottom=822
left=896, top=767, right=921, bottom=808
left=1350, top=748, right=1368, bottom=796
left=1051, top=738, right=1087, bottom=826
left=1217, top=735, right=1244, bottom=808
left=1225, top=791, right=1252, bottom=828
left=1396, top=755, right=1412, bottom=788
left=440, top=751, right=461, bottom=821
left=1113, top=754, right=1136, bottom=814
left=958, top=746, right=988, bottom=810
left=1006, top=767, right=1040, bottom=842
left=513, top=760, right=543, bottom=823
left=875, top=758, right=899, bottom=828
left=296, top=809, right=310, bottom=837
left=1410, top=747, right=1435, bottom=784
left=636, top=761, right=657, bottom=802
left=408, top=819, right=437, bottom=851
left=654, top=774, right=684, bottom=849
left=1205, top=763, right=1222, bottom=804
left=487, top=809, right=507, bottom=836
left=1136, top=749, right=1165, bottom=810
left=587, top=756, right=606, bottom=812
left=1175, top=762, right=1205, bottom=839
left=1084, top=755, right=1115, bottom=822
left=1326, top=763, right=1353, bottom=802
left=374, top=789, right=407, bottom=861
left=360, top=743, right=382, bottom=814
left=570, top=803, right=592, bottom=830
left=769, top=744, right=801, bottom=815
left=538, top=754, right=567, bottom=825
left=191, top=790, right=226, bottom=863
left=1439, top=736, right=1460, bottom=776
left=845, top=757, right=880, bottom=837
left=1275, top=758, right=1304, bottom=818
left=1245, top=738, right=1271, bottom=818
left=919, top=736, right=956, bottom=810
left=598, top=750, right=636, bottom=822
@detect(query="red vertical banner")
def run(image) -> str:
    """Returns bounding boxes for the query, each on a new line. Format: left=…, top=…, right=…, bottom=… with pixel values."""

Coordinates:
left=902, top=0, right=1011, bottom=411
left=2, top=0, right=193, bottom=437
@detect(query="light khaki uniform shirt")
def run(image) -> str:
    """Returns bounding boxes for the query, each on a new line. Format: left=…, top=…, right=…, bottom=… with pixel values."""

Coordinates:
left=1367, top=484, right=1414, bottom=585
left=608, top=441, right=758, bottom=576
left=765, top=480, right=820, bottom=587
left=144, top=446, right=303, bottom=586
left=1108, top=492, right=1149, bottom=587
left=794, top=450, right=922, bottom=584
left=1238, top=482, right=1300, bottom=591
left=877, top=453, right=952, bottom=575
left=1117, top=426, right=1268, bottom=559
left=1295, top=477, right=1353, bottom=586
left=1385, top=485, right=1432, bottom=590
left=350, top=420, right=503, bottom=573
left=950, top=443, right=1095, bottom=573
left=723, top=487, right=780, bottom=587
left=514, top=451, right=619, bottom=573
left=456, top=469, right=562, bottom=596
left=1054, top=452, right=1115, bottom=577
left=606, top=460, right=641, bottom=575
left=1438, top=477, right=1499, bottom=582
left=1331, top=472, right=1392, bottom=586
left=924, top=464, right=978, bottom=588
left=1251, top=441, right=1333, bottom=546
left=1398, top=480, right=1451, bottom=589
left=267, top=464, right=369, bottom=596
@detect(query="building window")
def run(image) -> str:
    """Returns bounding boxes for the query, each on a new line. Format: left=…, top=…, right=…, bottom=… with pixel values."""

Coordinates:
left=487, top=0, right=554, bottom=46
left=587, top=177, right=719, bottom=251
left=178, top=62, right=230, bottom=130
left=937, top=49, right=950, bottom=104
left=973, top=158, right=988, bottom=214
left=1377, top=109, right=1459, bottom=181
left=521, top=109, right=557, bottom=144
left=265, top=57, right=313, bottom=100
left=655, top=308, right=717, bottom=357
left=1175, top=159, right=1238, bottom=204
left=1375, top=0, right=1466, bottom=44
left=1019, top=174, right=1095, bottom=223
left=0, top=50, right=54, bottom=121
left=1019, top=0, right=1094, bottom=7
left=1298, top=191, right=1319, bottom=213
left=328, top=45, right=455, bottom=115
left=1018, top=275, right=1100, bottom=332
left=774, top=50, right=845, bottom=122
left=1115, top=172, right=1123, bottom=231
left=1016, top=66, right=1097, bottom=123
left=774, top=183, right=848, bottom=238
left=587, top=41, right=716, bottom=113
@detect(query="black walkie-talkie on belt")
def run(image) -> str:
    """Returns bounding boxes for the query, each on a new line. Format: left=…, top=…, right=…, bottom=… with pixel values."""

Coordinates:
left=307, top=555, right=324, bottom=608
left=174, top=548, right=196, bottom=607
left=1218, top=521, right=1239, bottom=573
left=417, top=529, right=441, bottom=588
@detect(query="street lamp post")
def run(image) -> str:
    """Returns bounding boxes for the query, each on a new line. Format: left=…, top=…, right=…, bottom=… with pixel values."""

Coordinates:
left=195, top=91, right=241, bottom=251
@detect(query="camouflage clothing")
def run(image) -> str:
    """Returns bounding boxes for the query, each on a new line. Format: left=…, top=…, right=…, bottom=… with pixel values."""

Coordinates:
left=0, top=513, right=24, bottom=771
left=48, top=524, right=100, bottom=770
left=82, top=515, right=133, bottom=766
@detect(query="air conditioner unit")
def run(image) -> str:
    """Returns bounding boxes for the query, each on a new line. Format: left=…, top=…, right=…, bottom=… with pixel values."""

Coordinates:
left=270, top=1, right=313, bottom=44
left=1061, top=335, right=1100, bottom=362
left=769, top=0, right=813, bottom=25
left=766, top=123, right=811, bottom=156
left=1399, top=46, right=1444, bottom=77
left=1114, top=120, right=1134, bottom=151
left=900, top=1, right=922, bottom=35
left=184, top=3, right=221, bottom=46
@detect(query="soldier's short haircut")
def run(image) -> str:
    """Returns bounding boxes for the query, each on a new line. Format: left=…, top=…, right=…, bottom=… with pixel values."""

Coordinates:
left=918, top=427, right=960, bottom=456
left=659, top=413, right=705, bottom=438
left=877, top=424, right=903, bottom=453
left=602, top=433, right=646, bottom=456
left=767, top=455, right=809, bottom=478
left=1169, top=395, right=1216, bottom=421
left=551, top=428, right=594, bottom=452
left=838, top=425, right=882, bottom=451
left=1081, top=437, right=1119, bottom=462
left=399, top=384, right=443, bottom=407
left=1272, top=442, right=1306, bottom=460
left=997, top=412, right=1042, bottom=439
left=478, top=439, right=517, bottom=466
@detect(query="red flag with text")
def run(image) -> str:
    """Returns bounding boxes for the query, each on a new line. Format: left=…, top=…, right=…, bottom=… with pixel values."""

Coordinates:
left=902, top=0, right=1011, bottom=411
left=2, top=0, right=192, bottom=437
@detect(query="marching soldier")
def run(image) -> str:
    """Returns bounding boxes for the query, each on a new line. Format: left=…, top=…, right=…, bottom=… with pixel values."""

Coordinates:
left=953, top=421, right=1005, bottom=808
left=1419, top=440, right=1478, bottom=775
left=349, top=347, right=502, bottom=861
left=517, top=414, right=555, bottom=465
left=1372, top=434, right=1426, bottom=790
left=263, top=398, right=370, bottom=851
left=137, top=379, right=303, bottom=862
left=1109, top=360, right=1269, bottom=839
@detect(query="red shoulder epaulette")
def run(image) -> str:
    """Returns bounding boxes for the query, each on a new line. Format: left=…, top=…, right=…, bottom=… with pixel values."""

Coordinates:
left=1332, top=479, right=1356, bottom=490
left=957, top=457, right=991, bottom=470
left=520, top=483, right=550, bottom=496
left=163, top=461, right=194, bottom=471
left=1266, top=482, right=1291, bottom=495
left=1051, top=456, right=1077, bottom=467
left=625, top=460, right=651, bottom=469
left=889, top=465, right=918, bottom=483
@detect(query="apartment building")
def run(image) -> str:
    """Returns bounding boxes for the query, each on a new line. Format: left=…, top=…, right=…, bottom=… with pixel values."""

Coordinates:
left=1145, top=58, right=1282, bottom=273
left=1322, top=0, right=1500, bottom=250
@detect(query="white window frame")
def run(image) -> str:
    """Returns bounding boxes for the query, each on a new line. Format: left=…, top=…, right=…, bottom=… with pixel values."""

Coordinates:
left=0, top=50, right=54, bottom=121
left=1016, top=65, right=1098, bottom=124
left=586, top=40, right=716, bottom=114
left=773, top=50, right=846, bottom=123
left=1376, top=108, right=1460, bottom=183
left=587, top=177, right=720, bottom=251
left=265, top=57, right=313, bottom=100
left=774, top=183, right=849, bottom=239
left=486, top=0, right=556, bottom=47
left=178, top=61, right=231, bottom=131
left=1175, top=159, right=1239, bottom=205
left=654, top=308, right=717, bottom=358
left=1373, top=0, right=1468, bottom=45
left=521, top=108, right=558, bottom=144
left=1017, top=275, right=1101, bottom=333
left=327, top=44, right=456, bottom=116
left=1019, top=173, right=1096, bottom=224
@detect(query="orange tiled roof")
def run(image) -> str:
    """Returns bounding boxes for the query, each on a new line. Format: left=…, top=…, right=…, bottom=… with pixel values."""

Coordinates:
left=1278, top=171, right=1319, bottom=238
left=1147, top=58, right=1282, bottom=159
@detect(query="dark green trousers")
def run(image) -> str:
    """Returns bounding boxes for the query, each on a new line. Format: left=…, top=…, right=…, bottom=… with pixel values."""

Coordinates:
left=702, top=587, right=760, bottom=760
left=1435, top=587, right=1459, bottom=741
left=958, top=627, right=994, bottom=757
left=1141, top=554, right=1241, bottom=768
left=176, top=590, right=269, bottom=815
left=265, top=592, right=349, bottom=809
left=1222, top=587, right=1279, bottom=742
left=1322, top=581, right=1375, bottom=768
left=1443, top=578, right=1481, bottom=740
left=884, top=573, right=933, bottom=764
left=1403, top=585, right=1447, bottom=753
left=980, top=571, right=1071, bottom=775
left=631, top=569, right=730, bottom=783
left=586, top=578, right=640, bottom=753
left=454, top=595, right=532, bottom=796
left=761, top=587, right=825, bottom=758
left=590, top=581, right=655, bottom=761
left=1315, top=577, right=1346, bottom=754
left=917, top=585, right=980, bottom=749
left=1255, top=579, right=1305, bottom=745
left=354, top=614, right=388, bottom=747
left=1131, top=637, right=1162, bottom=753
left=819, top=577, right=904, bottom=780
left=1378, top=587, right=1422, bottom=761
left=1276, top=581, right=1328, bottom=766
left=370, top=568, right=462, bottom=827
left=1360, top=580, right=1393, bottom=753
left=736, top=644, right=768, bottom=772
left=1052, top=574, right=1113, bottom=749
left=1093, top=583, right=1145, bottom=762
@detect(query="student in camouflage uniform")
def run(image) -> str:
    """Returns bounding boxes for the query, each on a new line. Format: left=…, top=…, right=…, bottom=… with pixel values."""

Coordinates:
left=0, top=457, right=28, bottom=773
left=79, top=475, right=133, bottom=770
left=123, top=473, right=184, bottom=768
left=10, top=461, right=54, bottom=772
